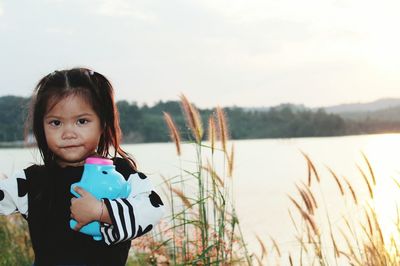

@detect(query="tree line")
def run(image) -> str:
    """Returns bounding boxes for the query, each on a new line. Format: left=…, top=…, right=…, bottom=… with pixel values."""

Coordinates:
left=1, top=95, right=400, bottom=143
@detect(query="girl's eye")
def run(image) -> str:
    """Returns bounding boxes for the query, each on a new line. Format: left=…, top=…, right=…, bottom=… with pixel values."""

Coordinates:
left=49, top=120, right=61, bottom=127
left=77, top=118, right=89, bottom=125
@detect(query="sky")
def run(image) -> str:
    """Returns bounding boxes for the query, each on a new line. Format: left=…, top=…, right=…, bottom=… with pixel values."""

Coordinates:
left=0, top=0, right=400, bottom=108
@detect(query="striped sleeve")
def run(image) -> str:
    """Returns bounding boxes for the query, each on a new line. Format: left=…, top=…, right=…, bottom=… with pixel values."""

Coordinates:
left=100, top=172, right=165, bottom=245
left=0, top=170, right=28, bottom=217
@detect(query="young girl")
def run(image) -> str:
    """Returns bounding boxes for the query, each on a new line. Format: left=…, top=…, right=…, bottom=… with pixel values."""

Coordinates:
left=0, top=68, right=165, bottom=265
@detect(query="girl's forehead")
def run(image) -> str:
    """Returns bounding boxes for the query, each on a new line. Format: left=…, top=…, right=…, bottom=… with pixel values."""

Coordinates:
left=45, top=94, right=95, bottom=115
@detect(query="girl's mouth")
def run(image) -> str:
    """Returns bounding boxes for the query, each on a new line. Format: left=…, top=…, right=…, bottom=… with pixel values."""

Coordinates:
left=61, top=145, right=81, bottom=149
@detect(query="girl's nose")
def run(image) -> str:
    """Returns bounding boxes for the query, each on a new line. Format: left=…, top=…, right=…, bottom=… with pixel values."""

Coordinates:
left=62, top=126, right=77, bottom=140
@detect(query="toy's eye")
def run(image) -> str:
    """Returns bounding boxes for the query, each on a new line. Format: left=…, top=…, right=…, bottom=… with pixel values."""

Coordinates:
left=102, top=171, right=108, bottom=174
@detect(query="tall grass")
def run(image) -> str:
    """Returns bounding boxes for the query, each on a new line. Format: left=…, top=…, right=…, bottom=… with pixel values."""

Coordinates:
left=0, top=215, right=33, bottom=266
left=129, top=95, right=253, bottom=265
left=281, top=152, right=400, bottom=266
left=3, top=96, right=400, bottom=265
left=129, top=96, right=400, bottom=265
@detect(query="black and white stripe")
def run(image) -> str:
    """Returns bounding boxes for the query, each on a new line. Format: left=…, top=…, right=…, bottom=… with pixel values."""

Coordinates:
left=1, top=169, right=164, bottom=246
left=99, top=172, right=165, bottom=245
left=100, top=223, right=116, bottom=245
left=120, top=198, right=135, bottom=239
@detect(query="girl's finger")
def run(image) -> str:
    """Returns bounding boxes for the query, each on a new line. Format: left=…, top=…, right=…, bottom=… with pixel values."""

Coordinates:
left=74, top=222, right=83, bottom=231
left=74, top=186, right=88, bottom=197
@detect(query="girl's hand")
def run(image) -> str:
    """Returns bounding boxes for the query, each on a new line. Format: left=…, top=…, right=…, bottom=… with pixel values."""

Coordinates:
left=70, top=186, right=102, bottom=231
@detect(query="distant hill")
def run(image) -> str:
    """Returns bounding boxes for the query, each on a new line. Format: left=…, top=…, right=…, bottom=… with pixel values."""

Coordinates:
left=1, top=95, right=400, bottom=144
left=315, top=98, right=400, bottom=122
left=334, top=105, right=400, bottom=122
left=245, top=103, right=308, bottom=113
left=321, top=98, right=400, bottom=114
left=247, top=98, right=400, bottom=115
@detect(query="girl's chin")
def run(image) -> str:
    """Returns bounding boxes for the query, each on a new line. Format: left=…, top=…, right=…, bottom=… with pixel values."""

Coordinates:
left=54, top=151, right=98, bottom=167
left=56, top=158, right=86, bottom=167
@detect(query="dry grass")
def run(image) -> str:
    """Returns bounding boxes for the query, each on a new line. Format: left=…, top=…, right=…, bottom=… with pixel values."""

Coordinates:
left=216, top=107, right=229, bottom=154
left=163, top=112, right=181, bottom=156
left=130, top=94, right=252, bottom=265
left=137, top=99, right=400, bottom=265
left=301, top=151, right=320, bottom=184
left=0, top=215, right=33, bottom=265
left=227, top=144, right=235, bottom=178
left=4, top=95, right=400, bottom=266
left=285, top=152, right=400, bottom=266
left=180, top=94, right=203, bottom=143
left=208, top=116, right=217, bottom=155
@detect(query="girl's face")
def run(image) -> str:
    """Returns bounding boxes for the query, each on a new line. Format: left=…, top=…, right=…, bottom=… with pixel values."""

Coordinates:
left=43, top=94, right=102, bottom=167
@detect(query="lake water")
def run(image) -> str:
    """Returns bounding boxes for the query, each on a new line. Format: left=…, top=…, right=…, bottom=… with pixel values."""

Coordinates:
left=1, top=133, right=400, bottom=264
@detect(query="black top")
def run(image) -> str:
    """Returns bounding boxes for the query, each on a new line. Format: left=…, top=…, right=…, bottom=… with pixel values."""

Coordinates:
left=24, top=158, right=133, bottom=266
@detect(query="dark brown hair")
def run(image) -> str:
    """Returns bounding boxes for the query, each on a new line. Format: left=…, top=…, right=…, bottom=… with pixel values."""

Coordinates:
left=26, top=67, right=136, bottom=170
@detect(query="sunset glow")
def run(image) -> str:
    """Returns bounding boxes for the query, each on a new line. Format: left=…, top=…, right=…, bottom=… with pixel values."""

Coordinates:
left=0, top=0, right=400, bottom=108
left=363, top=134, right=400, bottom=248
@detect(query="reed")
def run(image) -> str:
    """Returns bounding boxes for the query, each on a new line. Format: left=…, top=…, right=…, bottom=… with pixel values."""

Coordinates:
left=132, top=100, right=400, bottom=265
left=4, top=96, right=400, bottom=266
left=285, top=152, right=400, bottom=265
left=208, top=116, right=216, bottom=155
left=300, top=151, right=320, bottom=184
left=227, top=144, right=235, bottom=178
left=326, top=166, right=344, bottom=196
left=216, top=107, right=229, bottom=154
left=0, top=215, right=33, bottom=265
left=179, top=94, right=203, bottom=143
left=163, top=112, right=181, bottom=156
left=255, top=234, right=267, bottom=260
left=129, top=94, right=252, bottom=265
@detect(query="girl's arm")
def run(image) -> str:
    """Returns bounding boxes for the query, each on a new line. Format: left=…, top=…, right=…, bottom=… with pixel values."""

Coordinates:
left=100, top=171, right=165, bottom=245
left=0, top=170, right=28, bottom=217
left=70, top=171, right=165, bottom=245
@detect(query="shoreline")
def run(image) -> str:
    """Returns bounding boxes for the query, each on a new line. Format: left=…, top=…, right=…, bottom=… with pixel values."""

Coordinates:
left=2, top=131, right=400, bottom=149
left=0, top=141, right=27, bottom=148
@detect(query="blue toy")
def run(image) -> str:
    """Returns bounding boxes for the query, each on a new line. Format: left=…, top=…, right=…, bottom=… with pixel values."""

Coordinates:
left=70, top=157, right=132, bottom=241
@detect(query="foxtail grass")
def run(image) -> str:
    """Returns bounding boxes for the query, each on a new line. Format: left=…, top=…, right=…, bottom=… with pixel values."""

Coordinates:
left=284, top=152, right=400, bottom=265
left=179, top=94, right=203, bottom=144
left=0, top=215, right=33, bottom=265
left=163, top=112, right=181, bottom=156
left=130, top=94, right=252, bottom=265
left=208, top=116, right=216, bottom=155
left=216, top=107, right=229, bottom=154
left=4, top=103, right=400, bottom=266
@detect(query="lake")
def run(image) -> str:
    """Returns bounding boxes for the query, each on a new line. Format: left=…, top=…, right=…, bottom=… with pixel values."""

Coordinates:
left=1, top=133, right=400, bottom=264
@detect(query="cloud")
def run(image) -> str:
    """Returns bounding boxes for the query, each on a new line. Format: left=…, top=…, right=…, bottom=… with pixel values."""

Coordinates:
left=94, top=0, right=157, bottom=21
left=1, top=0, right=400, bottom=108
left=45, top=27, right=75, bottom=35
left=196, top=0, right=335, bottom=24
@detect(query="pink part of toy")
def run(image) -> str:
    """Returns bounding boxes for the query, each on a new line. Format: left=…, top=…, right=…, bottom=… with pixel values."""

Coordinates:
left=85, top=157, right=113, bottom=165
